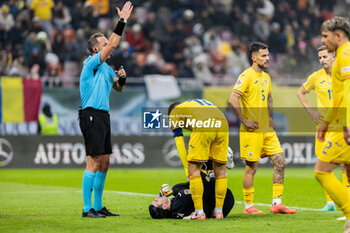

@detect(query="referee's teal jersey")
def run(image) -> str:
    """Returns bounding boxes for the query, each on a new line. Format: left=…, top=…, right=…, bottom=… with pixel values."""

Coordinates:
left=80, top=52, right=116, bottom=111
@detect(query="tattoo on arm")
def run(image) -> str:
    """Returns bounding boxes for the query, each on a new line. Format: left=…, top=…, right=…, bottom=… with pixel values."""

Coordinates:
left=268, top=93, right=273, bottom=119
left=270, top=153, right=286, bottom=184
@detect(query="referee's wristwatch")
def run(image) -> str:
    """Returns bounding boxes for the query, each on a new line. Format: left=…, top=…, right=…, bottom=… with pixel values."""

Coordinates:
left=119, top=18, right=127, bottom=23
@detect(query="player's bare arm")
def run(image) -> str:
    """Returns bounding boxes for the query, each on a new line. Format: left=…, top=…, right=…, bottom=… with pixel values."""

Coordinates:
left=100, top=1, right=133, bottom=63
left=317, top=121, right=329, bottom=142
left=113, top=66, right=127, bottom=92
left=269, top=153, right=286, bottom=184
left=296, top=86, right=324, bottom=124
left=229, top=92, right=259, bottom=130
left=267, top=93, right=274, bottom=128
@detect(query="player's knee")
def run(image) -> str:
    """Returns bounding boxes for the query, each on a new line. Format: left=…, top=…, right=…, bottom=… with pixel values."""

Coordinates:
left=251, top=168, right=258, bottom=176
left=92, top=164, right=100, bottom=172
left=245, top=166, right=257, bottom=176
left=276, top=160, right=287, bottom=171
left=90, top=160, right=101, bottom=171
left=100, top=160, right=110, bottom=172
left=273, top=155, right=287, bottom=171
left=188, top=162, right=203, bottom=176
left=213, top=162, right=226, bottom=176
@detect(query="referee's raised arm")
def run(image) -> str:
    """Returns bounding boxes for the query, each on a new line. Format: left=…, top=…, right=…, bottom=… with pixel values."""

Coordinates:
left=100, top=1, right=133, bottom=63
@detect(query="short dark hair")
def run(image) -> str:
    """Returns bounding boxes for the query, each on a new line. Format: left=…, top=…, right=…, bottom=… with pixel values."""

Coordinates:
left=249, top=42, right=268, bottom=55
left=317, top=45, right=328, bottom=53
left=168, top=102, right=181, bottom=115
left=321, top=16, right=350, bottom=39
left=88, top=32, right=105, bottom=53
left=149, top=205, right=170, bottom=219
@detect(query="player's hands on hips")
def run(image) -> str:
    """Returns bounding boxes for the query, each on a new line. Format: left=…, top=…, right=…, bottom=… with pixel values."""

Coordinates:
left=243, top=119, right=259, bottom=131
left=309, top=109, right=324, bottom=124
left=116, top=66, right=126, bottom=78
left=344, top=126, right=350, bottom=145
left=317, top=121, right=329, bottom=142
left=116, top=1, right=133, bottom=20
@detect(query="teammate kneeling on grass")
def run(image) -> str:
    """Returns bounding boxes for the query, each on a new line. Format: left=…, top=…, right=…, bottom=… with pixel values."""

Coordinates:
left=149, top=171, right=235, bottom=219
left=168, top=99, right=229, bottom=220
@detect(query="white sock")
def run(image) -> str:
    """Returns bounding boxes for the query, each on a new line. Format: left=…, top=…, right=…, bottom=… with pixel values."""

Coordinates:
left=195, top=209, right=204, bottom=215
left=272, top=198, right=281, bottom=206
left=327, top=201, right=335, bottom=206
left=245, top=203, right=254, bottom=209
left=214, top=208, right=223, bottom=214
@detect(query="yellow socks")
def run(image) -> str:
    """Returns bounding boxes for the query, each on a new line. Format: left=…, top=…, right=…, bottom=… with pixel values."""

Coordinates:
left=272, top=183, right=283, bottom=206
left=315, top=171, right=350, bottom=219
left=215, top=176, right=227, bottom=210
left=324, top=189, right=334, bottom=203
left=273, top=183, right=284, bottom=199
left=190, top=175, right=204, bottom=212
left=243, top=187, right=255, bottom=207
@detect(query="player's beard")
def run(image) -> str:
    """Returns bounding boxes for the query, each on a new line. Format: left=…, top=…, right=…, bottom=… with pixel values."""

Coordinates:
left=258, top=63, right=268, bottom=70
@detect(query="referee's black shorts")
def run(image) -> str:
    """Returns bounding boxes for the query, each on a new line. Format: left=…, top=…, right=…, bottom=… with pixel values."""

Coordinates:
left=79, top=107, right=112, bottom=157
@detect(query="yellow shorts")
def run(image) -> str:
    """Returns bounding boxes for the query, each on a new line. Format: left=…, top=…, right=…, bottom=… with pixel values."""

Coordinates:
left=187, top=131, right=229, bottom=164
left=318, top=132, right=350, bottom=164
left=240, top=131, right=283, bottom=162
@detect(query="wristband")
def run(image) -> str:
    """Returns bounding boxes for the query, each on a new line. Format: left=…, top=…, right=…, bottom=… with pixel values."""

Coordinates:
left=113, top=19, right=126, bottom=36
left=172, top=128, right=183, bottom=137
left=118, top=77, right=126, bottom=86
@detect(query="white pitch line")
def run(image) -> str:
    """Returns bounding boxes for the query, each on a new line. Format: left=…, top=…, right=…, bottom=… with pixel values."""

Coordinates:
left=1, top=189, right=341, bottom=213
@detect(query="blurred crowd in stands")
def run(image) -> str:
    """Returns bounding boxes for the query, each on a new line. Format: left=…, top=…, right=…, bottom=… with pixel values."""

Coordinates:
left=0, top=0, right=349, bottom=86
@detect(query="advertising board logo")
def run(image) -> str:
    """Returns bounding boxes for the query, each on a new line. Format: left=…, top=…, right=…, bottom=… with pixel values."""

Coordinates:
left=143, top=109, right=162, bottom=129
left=162, top=139, right=182, bottom=167
left=0, top=138, right=13, bottom=167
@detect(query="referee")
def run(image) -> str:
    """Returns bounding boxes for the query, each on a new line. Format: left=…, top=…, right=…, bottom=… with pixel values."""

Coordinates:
left=79, top=2, right=133, bottom=218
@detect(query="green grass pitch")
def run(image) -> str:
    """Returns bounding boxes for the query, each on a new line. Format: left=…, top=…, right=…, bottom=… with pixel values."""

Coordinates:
left=0, top=168, right=346, bottom=233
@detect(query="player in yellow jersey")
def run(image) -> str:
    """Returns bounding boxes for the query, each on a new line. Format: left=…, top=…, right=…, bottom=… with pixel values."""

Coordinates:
left=297, top=45, right=349, bottom=212
left=316, top=16, right=350, bottom=233
left=229, top=42, right=296, bottom=215
left=168, top=99, right=229, bottom=220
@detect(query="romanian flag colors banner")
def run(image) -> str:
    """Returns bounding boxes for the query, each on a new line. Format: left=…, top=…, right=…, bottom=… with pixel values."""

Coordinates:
left=0, top=77, right=42, bottom=123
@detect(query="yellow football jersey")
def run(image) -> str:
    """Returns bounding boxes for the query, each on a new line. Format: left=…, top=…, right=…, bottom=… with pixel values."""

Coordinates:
left=170, top=99, right=228, bottom=132
left=303, top=68, right=332, bottom=116
left=302, top=68, right=342, bottom=133
left=325, top=42, right=350, bottom=127
left=232, top=67, right=271, bottom=132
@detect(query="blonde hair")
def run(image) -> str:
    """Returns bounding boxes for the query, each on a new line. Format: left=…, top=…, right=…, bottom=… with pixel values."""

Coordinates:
left=321, top=16, right=350, bottom=39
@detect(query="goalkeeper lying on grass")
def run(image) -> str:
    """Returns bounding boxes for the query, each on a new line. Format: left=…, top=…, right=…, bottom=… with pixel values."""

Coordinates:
left=149, top=171, right=235, bottom=219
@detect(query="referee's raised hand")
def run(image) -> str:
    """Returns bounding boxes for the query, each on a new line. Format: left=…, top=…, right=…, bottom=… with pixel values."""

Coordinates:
left=116, top=1, right=133, bottom=20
